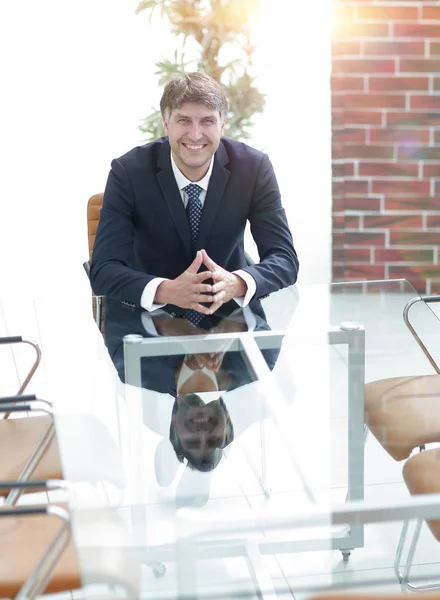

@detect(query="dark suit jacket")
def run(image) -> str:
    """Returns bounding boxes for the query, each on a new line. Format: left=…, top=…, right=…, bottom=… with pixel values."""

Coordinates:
left=90, top=137, right=299, bottom=310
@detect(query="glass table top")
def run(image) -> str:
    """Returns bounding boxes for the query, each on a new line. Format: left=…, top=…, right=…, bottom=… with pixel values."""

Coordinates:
left=2, top=279, right=440, bottom=598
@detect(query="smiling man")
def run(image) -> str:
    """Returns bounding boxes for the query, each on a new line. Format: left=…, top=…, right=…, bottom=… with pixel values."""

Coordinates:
left=90, top=72, right=299, bottom=321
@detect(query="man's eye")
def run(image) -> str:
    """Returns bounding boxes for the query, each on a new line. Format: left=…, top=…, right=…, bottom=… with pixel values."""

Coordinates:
left=178, top=118, right=189, bottom=123
left=203, top=120, right=214, bottom=125
left=208, top=437, right=222, bottom=448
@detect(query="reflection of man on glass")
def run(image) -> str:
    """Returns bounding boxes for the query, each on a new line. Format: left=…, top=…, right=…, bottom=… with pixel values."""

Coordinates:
left=106, top=302, right=286, bottom=506
left=106, top=300, right=277, bottom=396
left=106, top=300, right=277, bottom=467
left=90, top=71, right=298, bottom=322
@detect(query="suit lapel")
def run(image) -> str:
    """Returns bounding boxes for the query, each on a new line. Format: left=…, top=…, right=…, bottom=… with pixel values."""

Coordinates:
left=156, top=141, right=192, bottom=260
left=197, top=142, right=230, bottom=250
left=156, top=139, right=230, bottom=258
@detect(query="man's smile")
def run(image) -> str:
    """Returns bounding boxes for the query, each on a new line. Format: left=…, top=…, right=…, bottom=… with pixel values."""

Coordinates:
left=181, top=142, right=207, bottom=151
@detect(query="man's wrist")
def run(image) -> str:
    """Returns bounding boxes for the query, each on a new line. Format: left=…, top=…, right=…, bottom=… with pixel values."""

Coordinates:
left=232, top=274, right=247, bottom=298
left=154, top=279, right=172, bottom=304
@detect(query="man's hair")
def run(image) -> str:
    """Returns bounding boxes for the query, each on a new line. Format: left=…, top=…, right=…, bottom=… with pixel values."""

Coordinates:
left=160, top=72, right=228, bottom=122
left=169, top=395, right=234, bottom=472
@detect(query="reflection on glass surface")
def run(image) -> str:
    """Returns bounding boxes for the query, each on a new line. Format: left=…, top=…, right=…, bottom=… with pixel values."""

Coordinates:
left=102, top=296, right=279, bottom=495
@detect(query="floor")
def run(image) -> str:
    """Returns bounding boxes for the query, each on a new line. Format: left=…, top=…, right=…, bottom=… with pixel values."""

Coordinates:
left=1, top=284, right=440, bottom=600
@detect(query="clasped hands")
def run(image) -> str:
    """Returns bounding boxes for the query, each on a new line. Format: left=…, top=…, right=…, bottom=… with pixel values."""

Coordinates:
left=155, top=249, right=247, bottom=315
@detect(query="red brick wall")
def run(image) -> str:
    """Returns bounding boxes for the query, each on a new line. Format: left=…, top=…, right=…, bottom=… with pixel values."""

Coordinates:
left=332, top=0, right=440, bottom=294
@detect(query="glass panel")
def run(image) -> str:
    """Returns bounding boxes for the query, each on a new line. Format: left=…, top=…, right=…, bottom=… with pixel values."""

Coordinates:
left=19, top=280, right=440, bottom=598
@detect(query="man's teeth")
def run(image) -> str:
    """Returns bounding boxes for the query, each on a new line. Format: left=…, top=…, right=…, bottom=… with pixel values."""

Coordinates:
left=193, top=417, right=209, bottom=423
left=185, top=144, right=204, bottom=150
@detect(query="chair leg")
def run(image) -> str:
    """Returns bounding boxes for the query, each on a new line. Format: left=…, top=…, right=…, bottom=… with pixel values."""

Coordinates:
left=393, top=519, right=440, bottom=592
left=394, top=520, right=411, bottom=584
left=363, top=423, right=369, bottom=443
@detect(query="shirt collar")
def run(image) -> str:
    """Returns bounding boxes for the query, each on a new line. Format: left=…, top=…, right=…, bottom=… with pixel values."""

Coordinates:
left=170, top=151, right=214, bottom=192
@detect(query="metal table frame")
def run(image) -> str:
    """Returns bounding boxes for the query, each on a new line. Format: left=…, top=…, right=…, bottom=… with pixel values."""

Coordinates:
left=174, top=493, right=440, bottom=599
left=123, top=324, right=365, bottom=594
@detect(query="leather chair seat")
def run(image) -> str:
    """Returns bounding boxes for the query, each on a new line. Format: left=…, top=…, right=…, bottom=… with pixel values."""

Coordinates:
left=0, top=416, right=61, bottom=492
left=365, top=374, right=440, bottom=461
left=403, top=447, right=440, bottom=542
left=0, top=504, right=80, bottom=596
left=0, top=503, right=142, bottom=597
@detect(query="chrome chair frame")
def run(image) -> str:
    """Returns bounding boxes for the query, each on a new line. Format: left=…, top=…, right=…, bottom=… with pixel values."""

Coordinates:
left=0, top=395, right=56, bottom=505
left=83, top=261, right=103, bottom=329
left=0, top=336, right=42, bottom=397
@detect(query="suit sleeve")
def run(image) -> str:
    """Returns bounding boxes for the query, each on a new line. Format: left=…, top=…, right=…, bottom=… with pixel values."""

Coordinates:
left=242, top=154, right=299, bottom=298
left=89, top=159, right=154, bottom=304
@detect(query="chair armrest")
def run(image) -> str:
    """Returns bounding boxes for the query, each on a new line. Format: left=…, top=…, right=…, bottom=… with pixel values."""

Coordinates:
left=244, top=251, right=255, bottom=267
left=422, top=295, right=440, bottom=304
left=0, top=395, right=53, bottom=411
left=0, top=479, right=66, bottom=493
left=0, top=337, right=42, bottom=395
left=0, top=395, right=53, bottom=421
left=83, top=260, right=91, bottom=279
left=83, top=262, right=105, bottom=332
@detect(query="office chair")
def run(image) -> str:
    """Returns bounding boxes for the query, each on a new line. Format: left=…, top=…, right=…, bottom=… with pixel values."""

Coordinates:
left=0, top=480, right=141, bottom=600
left=0, top=336, right=61, bottom=504
left=84, top=193, right=105, bottom=331
left=363, top=294, right=440, bottom=589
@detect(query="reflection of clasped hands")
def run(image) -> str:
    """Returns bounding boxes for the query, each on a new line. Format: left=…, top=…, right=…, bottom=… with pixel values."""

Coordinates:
left=152, top=299, right=248, bottom=385
left=154, top=249, right=247, bottom=315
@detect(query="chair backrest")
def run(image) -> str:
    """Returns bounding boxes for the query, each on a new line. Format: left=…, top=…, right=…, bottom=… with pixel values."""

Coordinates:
left=87, top=193, right=104, bottom=262
left=85, top=194, right=105, bottom=333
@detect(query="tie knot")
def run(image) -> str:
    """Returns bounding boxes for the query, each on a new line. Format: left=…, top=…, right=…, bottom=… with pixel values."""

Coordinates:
left=184, top=183, right=203, bottom=200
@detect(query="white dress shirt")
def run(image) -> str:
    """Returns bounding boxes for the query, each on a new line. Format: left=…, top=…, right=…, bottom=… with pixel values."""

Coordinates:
left=140, top=152, right=256, bottom=311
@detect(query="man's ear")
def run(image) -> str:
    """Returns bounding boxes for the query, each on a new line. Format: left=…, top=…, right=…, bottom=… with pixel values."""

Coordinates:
left=163, top=117, right=169, bottom=135
left=220, top=118, right=226, bottom=136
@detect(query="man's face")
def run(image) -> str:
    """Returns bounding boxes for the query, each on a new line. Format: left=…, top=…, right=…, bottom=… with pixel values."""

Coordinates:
left=172, top=394, right=229, bottom=465
left=163, top=102, right=225, bottom=180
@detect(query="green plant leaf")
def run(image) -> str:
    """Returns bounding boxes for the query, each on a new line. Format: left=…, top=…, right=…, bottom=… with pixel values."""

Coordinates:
left=139, top=108, right=165, bottom=143
left=137, top=0, right=265, bottom=143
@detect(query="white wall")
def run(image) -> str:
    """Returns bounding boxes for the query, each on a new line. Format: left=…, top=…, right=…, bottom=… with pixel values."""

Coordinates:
left=0, top=0, right=331, bottom=299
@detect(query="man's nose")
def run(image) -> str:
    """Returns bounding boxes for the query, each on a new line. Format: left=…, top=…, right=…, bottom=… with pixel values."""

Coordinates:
left=189, top=122, right=202, bottom=141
